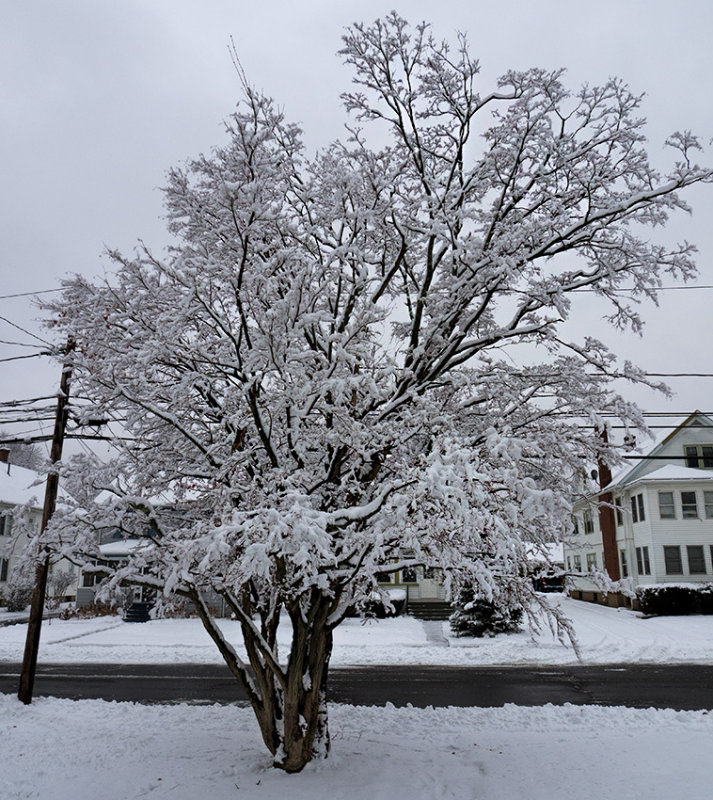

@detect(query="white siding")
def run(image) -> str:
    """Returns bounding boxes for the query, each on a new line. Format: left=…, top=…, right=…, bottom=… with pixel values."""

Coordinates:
left=644, top=483, right=713, bottom=584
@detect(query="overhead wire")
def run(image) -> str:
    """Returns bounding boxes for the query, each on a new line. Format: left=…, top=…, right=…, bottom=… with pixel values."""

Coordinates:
left=0, top=339, right=48, bottom=349
left=0, top=288, right=63, bottom=300
left=571, top=284, right=713, bottom=293
left=0, top=352, right=54, bottom=364
left=0, top=314, right=52, bottom=346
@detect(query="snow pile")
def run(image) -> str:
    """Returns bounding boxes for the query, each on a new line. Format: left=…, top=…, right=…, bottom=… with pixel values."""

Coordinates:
left=2, top=694, right=712, bottom=800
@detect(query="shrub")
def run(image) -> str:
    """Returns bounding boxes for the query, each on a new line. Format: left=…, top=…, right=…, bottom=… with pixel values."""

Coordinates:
left=636, top=583, right=713, bottom=616
left=60, top=601, right=120, bottom=619
left=4, top=579, right=34, bottom=613
left=450, top=587, right=523, bottom=638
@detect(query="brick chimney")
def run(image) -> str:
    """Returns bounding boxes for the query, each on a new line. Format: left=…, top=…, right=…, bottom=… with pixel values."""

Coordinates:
left=597, top=428, right=620, bottom=581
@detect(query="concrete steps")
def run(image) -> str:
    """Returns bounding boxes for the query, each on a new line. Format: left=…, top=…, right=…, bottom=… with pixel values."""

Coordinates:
left=407, top=601, right=452, bottom=620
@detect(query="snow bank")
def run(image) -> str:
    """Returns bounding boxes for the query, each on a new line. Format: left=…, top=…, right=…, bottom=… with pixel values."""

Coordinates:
left=2, top=694, right=712, bottom=800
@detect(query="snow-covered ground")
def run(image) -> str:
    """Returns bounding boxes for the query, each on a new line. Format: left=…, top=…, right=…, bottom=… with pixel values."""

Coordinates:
left=3, top=695, right=712, bottom=800
left=0, top=595, right=711, bottom=665
left=3, top=596, right=713, bottom=799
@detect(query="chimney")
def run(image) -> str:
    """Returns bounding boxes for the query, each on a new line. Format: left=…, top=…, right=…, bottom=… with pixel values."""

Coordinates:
left=596, top=427, right=620, bottom=581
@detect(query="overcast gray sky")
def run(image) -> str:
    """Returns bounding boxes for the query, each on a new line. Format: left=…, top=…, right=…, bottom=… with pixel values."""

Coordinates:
left=2, top=0, right=712, bottom=451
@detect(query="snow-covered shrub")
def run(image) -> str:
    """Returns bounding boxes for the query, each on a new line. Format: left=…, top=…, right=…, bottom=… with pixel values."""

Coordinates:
left=450, top=587, right=523, bottom=638
left=60, top=601, right=120, bottom=619
left=45, top=569, right=76, bottom=611
left=2, top=578, right=34, bottom=613
left=636, top=584, right=713, bottom=616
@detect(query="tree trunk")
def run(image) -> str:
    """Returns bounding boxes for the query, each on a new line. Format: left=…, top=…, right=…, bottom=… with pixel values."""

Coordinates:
left=192, top=587, right=337, bottom=772
left=247, top=599, right=335, bottom=773
left=277, top=605, right=333, bottom=772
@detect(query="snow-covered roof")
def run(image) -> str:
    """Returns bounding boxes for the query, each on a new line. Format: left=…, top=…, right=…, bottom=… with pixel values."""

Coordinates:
left=602, top=411, right=713, bottom=491
left=0, top=463, right=45, bottom=509
left=99, top=539, right=151, bottom=557
left=628, top=464, right=713, bottom=484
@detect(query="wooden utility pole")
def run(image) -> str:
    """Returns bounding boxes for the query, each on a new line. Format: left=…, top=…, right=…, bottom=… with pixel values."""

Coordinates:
left=18, top=338, right=75, bottom=704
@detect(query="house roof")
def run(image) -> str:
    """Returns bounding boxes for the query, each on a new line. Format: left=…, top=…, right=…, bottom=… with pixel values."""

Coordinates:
left=0, top=463, right=45, bottom=509
left=627, top=464, right=713, bottom=485
left=99, top=539, right=151, bottom=557
left=603, top=410, right=713, bottom=491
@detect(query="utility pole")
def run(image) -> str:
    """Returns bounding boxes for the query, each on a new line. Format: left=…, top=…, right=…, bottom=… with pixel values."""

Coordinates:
left=18, top=338, right=75, bottom=704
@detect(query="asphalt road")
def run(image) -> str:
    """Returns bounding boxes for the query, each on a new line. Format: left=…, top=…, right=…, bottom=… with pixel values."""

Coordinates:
left=1, top=662, right=712, bottom=710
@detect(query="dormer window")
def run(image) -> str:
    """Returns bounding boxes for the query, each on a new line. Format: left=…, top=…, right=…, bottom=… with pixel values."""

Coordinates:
left=684, top=445, right=713, bottom=469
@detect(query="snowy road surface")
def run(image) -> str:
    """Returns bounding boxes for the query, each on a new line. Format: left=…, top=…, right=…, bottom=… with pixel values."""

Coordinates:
left=1, top=662, right=711, bottom=709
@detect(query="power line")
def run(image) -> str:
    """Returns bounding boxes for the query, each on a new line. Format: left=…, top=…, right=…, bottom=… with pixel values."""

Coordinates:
left=0, top=433, right=135, bottom=445
left=0, top=396, right=57, bottom=407
left=0, top=288, right=62, bottom=300
left=3, top=285, right=712, bottom=301
left=0, top=339, right=48, bottom=349
left=0, top=315, right=52, bottom=346
left=572, top=285, right=713, bottom=293
left=0, top=352, right=53, bottom=364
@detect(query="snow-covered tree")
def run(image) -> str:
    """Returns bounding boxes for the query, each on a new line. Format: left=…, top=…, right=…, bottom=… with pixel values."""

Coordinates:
left=45, top=15, right=710, bottom=772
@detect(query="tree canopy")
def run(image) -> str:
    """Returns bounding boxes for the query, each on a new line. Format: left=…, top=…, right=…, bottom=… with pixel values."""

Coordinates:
left=46, top=14, right=711, bottom=771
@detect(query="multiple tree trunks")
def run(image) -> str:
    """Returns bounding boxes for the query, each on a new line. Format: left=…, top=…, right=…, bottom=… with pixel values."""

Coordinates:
left=192, top=586, right=335, bottom=772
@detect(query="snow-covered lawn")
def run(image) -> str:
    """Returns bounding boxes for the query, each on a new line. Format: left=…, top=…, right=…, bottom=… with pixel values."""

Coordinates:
left=0, top=595, right=711, bottom=665
left=3, top=694, right=712, bottom=800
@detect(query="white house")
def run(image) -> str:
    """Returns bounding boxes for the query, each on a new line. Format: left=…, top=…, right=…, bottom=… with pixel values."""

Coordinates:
left=565, top=412, right=713, bottom=606
left=0, top=449, right=79, bottom=604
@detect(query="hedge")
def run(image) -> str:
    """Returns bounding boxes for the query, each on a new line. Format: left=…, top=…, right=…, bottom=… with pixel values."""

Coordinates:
left=635, top=583, right=713, bottom=616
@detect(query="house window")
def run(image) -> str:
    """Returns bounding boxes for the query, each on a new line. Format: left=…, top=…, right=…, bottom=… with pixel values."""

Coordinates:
left=400, top=567, right=418, bottom=584
left=586, top=552, right=597, bottom=571
left=681, top=491, right=698, bottom=519
left=0, top=557, right=8, bottom=582
left=635, top=546, right=651, bottom=576
left=631, top=493, right=645, bottom=523
left=620, top=549, right=628, bottom=578
left=684, top=445, right=713, bottom=469
left=573, top=554, right=582, bottom=571
left=687, top=545, right=707, bottom=575
left=583, top=510, right=594, bottom=534
left=704, top=491, right=713, bottom=519
left=82, top=572, right=97, bottom=588
left=566, top=556, right=571, bottom=570
left=663, top=545, right=683, bottom=575
left=375, top=572, right=392, bottom=584
left=614, top=497, right=623, bottom=526
left=572, top=516, right=579, bottom=535
left=658, top=491, right=676, bottom=519
left=423, top=567, right=437, bottom=579
left=0, top=513, right=11, bottom=536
